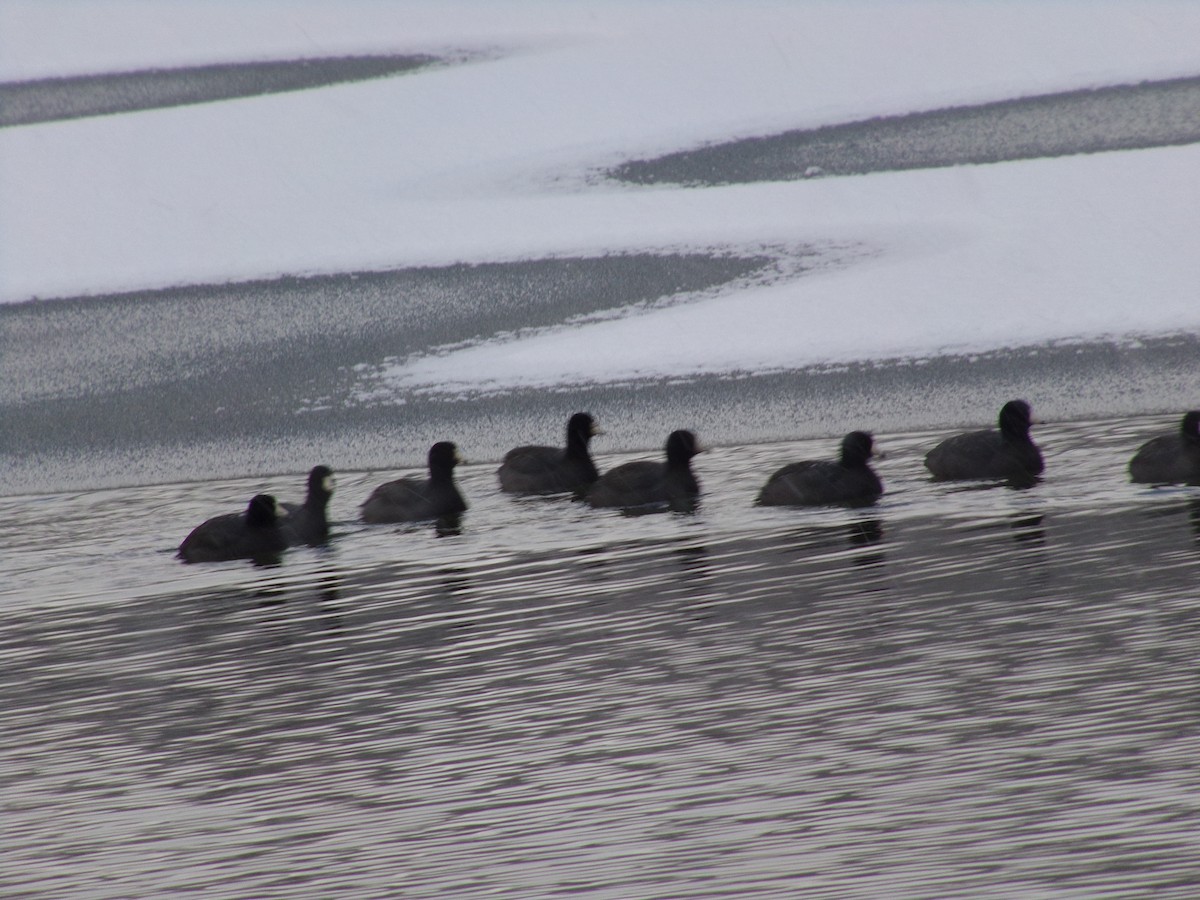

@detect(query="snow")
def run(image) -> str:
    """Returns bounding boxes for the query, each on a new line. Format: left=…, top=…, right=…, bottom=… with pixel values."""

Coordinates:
left=2, top=0, right=1200, bottom=393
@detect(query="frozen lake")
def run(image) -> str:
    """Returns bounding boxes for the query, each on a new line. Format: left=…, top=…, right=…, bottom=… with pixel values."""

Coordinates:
left=4, top=55, right=1200, bottom=492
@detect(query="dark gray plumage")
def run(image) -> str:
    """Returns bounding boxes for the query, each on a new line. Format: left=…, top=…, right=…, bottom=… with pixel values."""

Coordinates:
left=757, top=431, right=883, bottom=507
left=280, top=465, right=335, bottom=546
left=361, top=442, right=467, bottom=524
left=586, top=430, right=701, bottom=512
left=925, top=400, right=1043, bottom=483
left=498, top=412, right=602, bottom=495
left=1129, top=411, right=1200, bottom=484
left=178, top=494, right=288, bottom=564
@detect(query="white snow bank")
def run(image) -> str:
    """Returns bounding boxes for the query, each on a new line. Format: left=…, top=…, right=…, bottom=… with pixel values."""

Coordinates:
left=377, top=143, right=1200, bottom=393
left=1, top=1, right=1199, bottom=391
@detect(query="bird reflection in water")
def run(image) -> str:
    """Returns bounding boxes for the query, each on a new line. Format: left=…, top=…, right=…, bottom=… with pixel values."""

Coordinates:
left=1009, top=514, right=1046, bottom=546
left=674, top=544, right=719, bottom=617
left=847, top=518, right=886, bottom=572
left=435, top=513, right=463, bottom=538
left=674, top=544, right=710, bottom=575
left=437, top=565, right=473, bottom=600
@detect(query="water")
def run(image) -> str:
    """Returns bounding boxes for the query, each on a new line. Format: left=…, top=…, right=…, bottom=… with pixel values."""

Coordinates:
left=5, top=415, right=1200, bottom=897
left=0, top=252, right=786, bottom=493
left=612, top=75, right=1200, bottom=185
left=0, top=55, right=447, bottom=128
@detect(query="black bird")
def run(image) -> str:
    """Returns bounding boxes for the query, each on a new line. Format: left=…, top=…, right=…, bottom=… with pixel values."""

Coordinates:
left=498, top=412, right=603, bottom=495
left=586, top=430, right=701, bottom=512
left=924, top=400, right=1044, bottom=483
left=361, top=442, right=468, bottom=523
left=757, top=431, right=883, bottom=507
left=178, top=494, right=288, bottom=564
left=280, top=465, right=336, bottom=546
left=1129, top=410, right=1200, bottom=484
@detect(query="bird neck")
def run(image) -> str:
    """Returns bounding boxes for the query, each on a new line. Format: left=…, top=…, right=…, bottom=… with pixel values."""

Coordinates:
left=565, top=432, right=592, bottom=458
left=430, top=467, right=455, bottom=485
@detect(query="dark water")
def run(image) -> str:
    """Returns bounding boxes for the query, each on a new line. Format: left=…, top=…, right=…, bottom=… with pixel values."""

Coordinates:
left=0, top=55, right=449, bottom=127
left=5, top=415, right=1200, bottom=897
left=3, top=240, right=1198, bottom=496
left=0, top=250, right=793, bottom=493
left=612, top=76, right=1200, bottom=185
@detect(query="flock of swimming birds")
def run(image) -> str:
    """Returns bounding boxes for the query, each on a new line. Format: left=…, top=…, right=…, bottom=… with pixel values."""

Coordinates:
left=177, top=404, right=1200, bottom=564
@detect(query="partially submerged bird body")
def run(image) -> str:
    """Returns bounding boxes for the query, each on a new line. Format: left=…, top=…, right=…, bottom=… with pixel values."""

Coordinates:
left=1129, top=411, right=1200, bottom=484
left=758, top=431, right=882, bottom=507
left=361, top=442, right=467, bottom=524
left=280, top=465, right=335, bottom=546
left=178, top=494, right=287, bottom=564
left=925, top=400, right=1043, bottom=483
left=498, top=412, right=601, bottom=495
left=586, top=430, right=700, bottom=512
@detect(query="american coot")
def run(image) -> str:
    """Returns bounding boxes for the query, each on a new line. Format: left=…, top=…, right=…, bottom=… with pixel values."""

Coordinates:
left=757, top=431, right=883, bottom=507
left=361, top=442, right=468, bottom=524
left=280, top=465, right=335, bottom=546
left=178, top=494, right=288, bottom=564
left=586, top=430, right=701, bottom=512
left=498, top=412, right=603, bottom=495
left=1129, top=411, right=1200, bottom=484
left=924, top=400, right=1044, bottom=483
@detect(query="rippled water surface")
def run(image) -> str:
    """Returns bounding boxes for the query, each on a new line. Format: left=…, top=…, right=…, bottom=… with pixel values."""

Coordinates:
left=4, top=414, right=1200, bottom=897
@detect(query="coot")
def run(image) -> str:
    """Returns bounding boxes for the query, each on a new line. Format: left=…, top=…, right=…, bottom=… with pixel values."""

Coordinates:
left=925, top=400, right=1043, bottom=483
left=178, top=494, right=288, bottom=564
left=757, top=431, right=883, bottom=507
left=280, top=465, right=336, bottom=546
left=498, top=412, right=602, bottom=495
left=1129, top=411, right=1200, bottom=484
left=361, top=442, right=468, bottom=523
left=586, top=430, right=701, bottom=512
